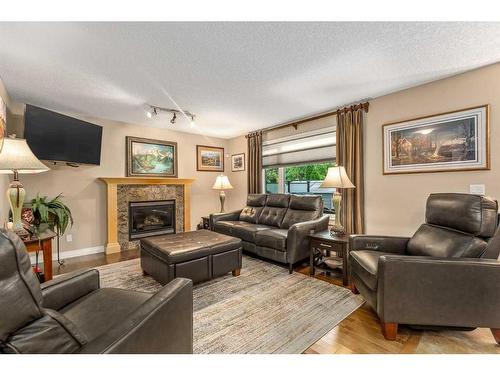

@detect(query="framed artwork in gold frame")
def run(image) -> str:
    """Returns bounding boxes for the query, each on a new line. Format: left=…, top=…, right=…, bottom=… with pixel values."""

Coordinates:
left=196, top=145, right=224, bottom=172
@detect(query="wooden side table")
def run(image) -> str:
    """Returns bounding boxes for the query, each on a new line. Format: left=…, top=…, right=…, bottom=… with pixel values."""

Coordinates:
left=309, top=230, right=349, bottom=286
left=23, top=230, right=56, bottom=281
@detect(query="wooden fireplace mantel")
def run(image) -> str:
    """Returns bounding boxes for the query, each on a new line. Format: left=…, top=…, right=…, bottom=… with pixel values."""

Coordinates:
left=100, top=177, right=195, bottom=254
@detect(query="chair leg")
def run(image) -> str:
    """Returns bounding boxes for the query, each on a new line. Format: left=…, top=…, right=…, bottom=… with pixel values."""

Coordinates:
left=351, top=283, right=359, bottom=294
left=232, top=268, right=241, bottom=277
left=491, top=328, right=500, bottom=345
left=289, top=263, right=293, bottom=274
left=381, top=322, right=398, bottom=341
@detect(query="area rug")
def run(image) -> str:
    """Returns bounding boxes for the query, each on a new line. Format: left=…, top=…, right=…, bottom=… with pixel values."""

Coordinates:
left=96, top=256, right=364, bottom=354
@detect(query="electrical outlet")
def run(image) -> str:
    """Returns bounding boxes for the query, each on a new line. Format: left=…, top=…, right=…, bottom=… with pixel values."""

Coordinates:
left=470, top=184, right=486, bottom=195
left=66, top=234, right=73, bottom=242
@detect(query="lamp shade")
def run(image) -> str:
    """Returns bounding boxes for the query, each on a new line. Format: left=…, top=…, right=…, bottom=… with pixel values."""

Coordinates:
left=212, top=175, right=233, bottom=190
left=0, top=137, right=49, bottom=174
left=320, top=166, right=355, bottom=189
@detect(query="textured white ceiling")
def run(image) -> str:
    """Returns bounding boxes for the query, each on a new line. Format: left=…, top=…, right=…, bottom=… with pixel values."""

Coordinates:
left=1, top=22, right=500, bottom=138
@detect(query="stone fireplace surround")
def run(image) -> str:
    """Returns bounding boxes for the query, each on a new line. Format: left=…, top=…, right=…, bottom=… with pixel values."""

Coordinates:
left=100, top=177, right=195, bottom=254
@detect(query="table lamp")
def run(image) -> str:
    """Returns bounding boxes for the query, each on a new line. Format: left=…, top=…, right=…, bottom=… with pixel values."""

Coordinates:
left=212, top=174, right=233, bottom=213
left=320, top=166, right=355, bottom=235
left=0, top=136, right=49, bottom=234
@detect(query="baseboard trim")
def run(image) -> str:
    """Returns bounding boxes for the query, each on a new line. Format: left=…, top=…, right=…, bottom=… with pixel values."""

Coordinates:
left=29, top=245, right=105, bottom=263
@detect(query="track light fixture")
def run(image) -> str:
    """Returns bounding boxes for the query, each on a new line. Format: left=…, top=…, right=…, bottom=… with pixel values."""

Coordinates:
left=145, top=104, right=196, bottom=126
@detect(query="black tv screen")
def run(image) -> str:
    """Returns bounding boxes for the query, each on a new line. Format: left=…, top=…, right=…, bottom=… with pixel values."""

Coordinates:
left=24, top=105, right=103, bottom=165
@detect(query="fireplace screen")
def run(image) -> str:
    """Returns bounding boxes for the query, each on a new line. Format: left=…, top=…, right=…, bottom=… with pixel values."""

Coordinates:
left=129, top=200, right=175, bottom=240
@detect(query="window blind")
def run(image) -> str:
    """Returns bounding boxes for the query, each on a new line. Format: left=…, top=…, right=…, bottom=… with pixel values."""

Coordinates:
left=262, top=126, right=336, bottom=168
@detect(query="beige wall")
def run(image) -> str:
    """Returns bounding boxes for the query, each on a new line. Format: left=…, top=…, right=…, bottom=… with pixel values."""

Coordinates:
left=0, top=76, right=12, bottom=224
left=365, top=63, right=500, bottom=236
left=226, top=135, right=248, bottom=211
left=10, top=112, right=235, bottom=253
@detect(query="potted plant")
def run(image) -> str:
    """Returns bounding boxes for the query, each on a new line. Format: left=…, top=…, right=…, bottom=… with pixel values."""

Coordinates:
left=30, top=194, right=73, bottom=264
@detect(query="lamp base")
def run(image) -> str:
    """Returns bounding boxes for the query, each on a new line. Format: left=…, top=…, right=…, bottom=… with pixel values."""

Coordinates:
left=7, top=178, right=26, bottom=235
left=219, top=190, right=226, bottom=213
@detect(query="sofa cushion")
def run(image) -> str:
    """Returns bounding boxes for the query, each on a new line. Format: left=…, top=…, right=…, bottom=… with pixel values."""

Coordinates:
left=426, top=193, right=498, bottom=237
left=407, top=224, right=488, bottom=258
left=349, top=250, right=398, bottom=291
left=231, top=223, right=273, bottom=242
left=255, top=229, right=288, bottom=251
left=258, top=194, right=290, bottom=227
left=239, top=194, right=267, bottom=223
left=281, top=195, right=322, bottom=229
left=213, top=220, right=235, bottom=236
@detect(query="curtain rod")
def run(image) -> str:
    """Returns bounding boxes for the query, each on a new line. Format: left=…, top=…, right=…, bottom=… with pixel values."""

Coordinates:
left=261, top=101, right=369, bottom=134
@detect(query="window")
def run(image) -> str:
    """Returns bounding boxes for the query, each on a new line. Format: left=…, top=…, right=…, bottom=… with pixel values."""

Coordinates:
left=262, top=125, right=336, bottom=213
left=264, top=162, right=335, bottom=213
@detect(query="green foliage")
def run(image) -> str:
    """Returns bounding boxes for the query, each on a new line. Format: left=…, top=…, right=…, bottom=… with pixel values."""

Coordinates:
left=31, top=194, right=74, bottom=236
left=284, top=162, right=334, bottom=182
left=265, top=168, right=279, bottom=184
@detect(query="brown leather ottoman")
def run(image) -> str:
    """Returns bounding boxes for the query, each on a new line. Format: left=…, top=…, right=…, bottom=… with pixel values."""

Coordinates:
left=140, top=230, right=242, bottom=285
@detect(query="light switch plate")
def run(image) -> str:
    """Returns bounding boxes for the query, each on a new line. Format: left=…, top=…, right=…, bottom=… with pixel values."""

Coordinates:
left=66, top=234, right=73, bottom=242
left=470, top=184, right=486, bottom=195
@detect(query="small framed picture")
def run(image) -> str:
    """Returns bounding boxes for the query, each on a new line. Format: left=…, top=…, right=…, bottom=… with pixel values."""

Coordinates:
left=231, top=153, right=245, bottom=172
left=126, top=136, right=178, bottom=177
left=196, top=145, right=224, bottom=172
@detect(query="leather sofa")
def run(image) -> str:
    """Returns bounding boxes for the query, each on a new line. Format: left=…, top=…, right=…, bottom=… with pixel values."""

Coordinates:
left=0, top=229, right=193, bottom=354
left=210, top=193, right=329, bottom=272
left=348, top=193, right=500, bottom=344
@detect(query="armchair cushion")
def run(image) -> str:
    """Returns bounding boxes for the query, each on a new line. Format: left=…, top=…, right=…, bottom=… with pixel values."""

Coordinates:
left=3, top=309, right=86, bottom=354
left=255, top=229, right=288, bottom=251
left=349, top=250, right=401, bottom=291
left=60, top=288, right=151, bottom=342
left=407, top=224, right=488, bottom=258
left=426, top=193, right=498, bottom=237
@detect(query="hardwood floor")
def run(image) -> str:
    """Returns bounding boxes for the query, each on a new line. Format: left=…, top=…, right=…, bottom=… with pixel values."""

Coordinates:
left=51, top=251, right=500, bottom=354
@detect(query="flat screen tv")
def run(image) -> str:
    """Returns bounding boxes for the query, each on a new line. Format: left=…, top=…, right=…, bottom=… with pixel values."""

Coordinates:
left=24, top=105, right=103, bottom=165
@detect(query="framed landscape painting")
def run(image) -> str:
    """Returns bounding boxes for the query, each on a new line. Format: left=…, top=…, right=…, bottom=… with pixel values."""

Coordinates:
left=231, top=153, right=245, bottom=172
left=383, top=105, right=489, bottom=175
left=196, top=145, right=224, bottom=172
left=126, top=136, right=178, bottom=177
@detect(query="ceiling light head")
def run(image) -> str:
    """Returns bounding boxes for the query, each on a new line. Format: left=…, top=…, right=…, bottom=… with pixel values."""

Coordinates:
left=146, top=107, right=157, bottom=119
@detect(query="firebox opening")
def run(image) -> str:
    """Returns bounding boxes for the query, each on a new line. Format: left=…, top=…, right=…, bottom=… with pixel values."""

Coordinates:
left=129, top=200, right=175, bottom=240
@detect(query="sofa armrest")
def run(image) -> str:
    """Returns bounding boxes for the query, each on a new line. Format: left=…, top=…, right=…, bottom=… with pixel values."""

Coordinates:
left=349, top=235, right=410, bottom=254
left=78, top=278, right=193, bottom=354
left=377, top=255, right=500, bottom=328
left=41, top=269, right=100, bottom=311
left=209, top=210, right=242, bottom=229
left=287, top=215, right=330, bottom=264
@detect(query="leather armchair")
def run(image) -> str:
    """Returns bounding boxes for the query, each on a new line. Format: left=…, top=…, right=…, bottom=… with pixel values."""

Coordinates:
left=0, top=229, right=193, bottom=354
left=348, top=193, right=500, bottom=344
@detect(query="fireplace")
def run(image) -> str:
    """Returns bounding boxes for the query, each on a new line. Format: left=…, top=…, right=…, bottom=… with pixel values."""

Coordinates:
left=129, top=200, right=176, bottom=240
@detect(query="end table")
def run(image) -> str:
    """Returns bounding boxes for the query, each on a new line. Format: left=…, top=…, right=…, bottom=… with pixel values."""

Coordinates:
left=23, top=230, right=57, bottom=281
left=308, top=230, right=350, bottom=286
